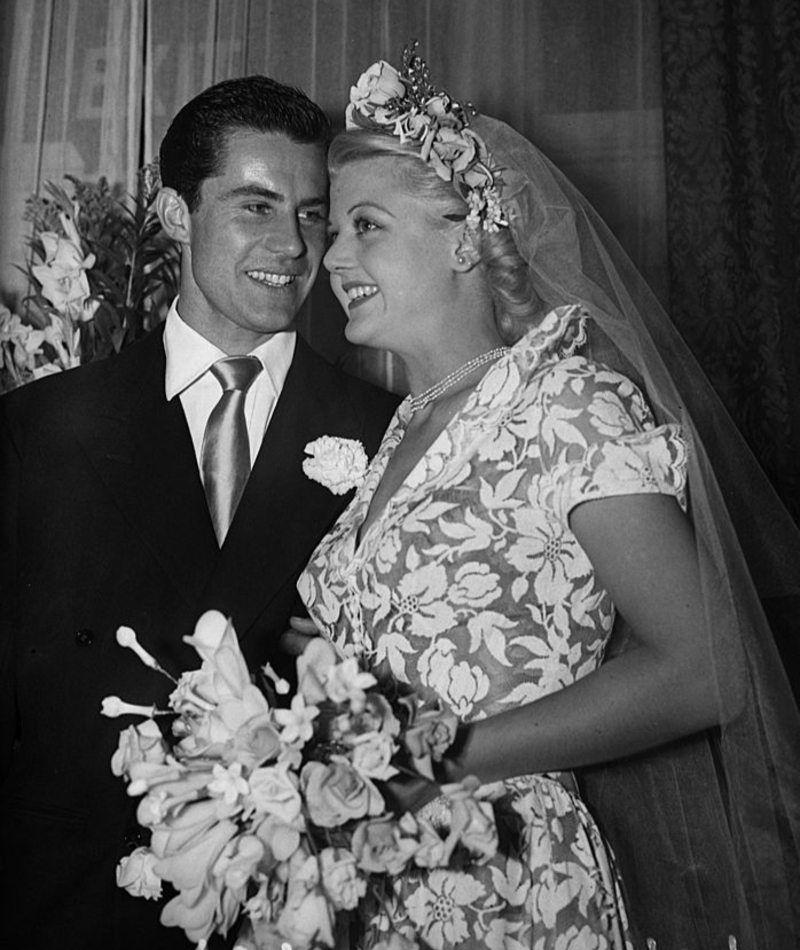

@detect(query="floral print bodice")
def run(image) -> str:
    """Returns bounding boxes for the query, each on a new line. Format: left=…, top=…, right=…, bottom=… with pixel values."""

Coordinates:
left=299, top=305, right=687, bottom=723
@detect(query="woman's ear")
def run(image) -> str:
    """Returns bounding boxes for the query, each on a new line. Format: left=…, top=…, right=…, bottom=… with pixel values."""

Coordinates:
left=155, top=188, right=191, bottom=245
left=452, top=228, right=481, bottom=272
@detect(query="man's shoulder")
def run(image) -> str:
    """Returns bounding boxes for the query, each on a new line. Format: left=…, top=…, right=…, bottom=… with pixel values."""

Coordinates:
left=1, top=327, right=165, bottom=426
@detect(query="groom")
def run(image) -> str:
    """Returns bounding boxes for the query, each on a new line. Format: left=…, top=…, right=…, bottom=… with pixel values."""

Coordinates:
left=0, top=76, right=397, bottom=948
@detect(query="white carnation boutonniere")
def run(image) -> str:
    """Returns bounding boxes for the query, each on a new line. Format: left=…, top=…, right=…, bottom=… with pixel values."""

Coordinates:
left=303, top=436, right=369, bottom=495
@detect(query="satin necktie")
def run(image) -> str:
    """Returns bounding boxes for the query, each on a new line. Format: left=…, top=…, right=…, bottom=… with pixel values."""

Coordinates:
left=201, top=356, right=262, bottom=545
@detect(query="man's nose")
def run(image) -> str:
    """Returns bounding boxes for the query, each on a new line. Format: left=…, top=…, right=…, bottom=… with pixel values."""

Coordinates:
left=266, top=212, right=305, bottom=257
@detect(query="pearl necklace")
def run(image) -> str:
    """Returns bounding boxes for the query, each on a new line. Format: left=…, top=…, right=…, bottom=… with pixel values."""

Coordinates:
left=408, top=347, right=509, bottom=414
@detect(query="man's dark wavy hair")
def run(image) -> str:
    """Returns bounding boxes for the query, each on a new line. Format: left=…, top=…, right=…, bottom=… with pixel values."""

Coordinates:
left=159, top=75, right=331, bottom=211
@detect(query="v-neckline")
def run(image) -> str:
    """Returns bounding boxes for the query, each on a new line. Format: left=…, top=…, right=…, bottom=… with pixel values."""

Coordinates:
left=349, top=304, right=588, bottom=558
left=352, top=359, right=505, bottom=553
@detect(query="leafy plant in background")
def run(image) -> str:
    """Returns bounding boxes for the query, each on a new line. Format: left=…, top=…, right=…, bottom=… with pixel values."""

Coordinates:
left=0, top=163, right=179, bottom=393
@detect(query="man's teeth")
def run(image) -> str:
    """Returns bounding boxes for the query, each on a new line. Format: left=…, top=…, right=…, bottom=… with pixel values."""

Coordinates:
left=347, top=286, right=378, bottom=301
left=248, top=271, right=296, bottom=286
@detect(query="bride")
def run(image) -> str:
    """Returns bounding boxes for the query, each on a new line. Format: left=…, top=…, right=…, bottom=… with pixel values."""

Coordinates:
left=291, top=48, right=800, bottom=950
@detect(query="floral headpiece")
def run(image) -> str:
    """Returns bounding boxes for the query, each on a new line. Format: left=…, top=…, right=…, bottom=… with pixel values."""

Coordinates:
left=345, top=44, right=508, bottom=233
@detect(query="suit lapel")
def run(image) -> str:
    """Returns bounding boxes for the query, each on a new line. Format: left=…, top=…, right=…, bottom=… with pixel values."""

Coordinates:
left=72, top=328, right=219, bottom=610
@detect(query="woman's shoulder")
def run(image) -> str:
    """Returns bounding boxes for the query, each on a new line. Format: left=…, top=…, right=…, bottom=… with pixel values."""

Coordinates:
left=497, top=308, right=669, bottom=451
left=513, top=306, right=639, bottom=401
left=513, top=304, right=589, bottom=370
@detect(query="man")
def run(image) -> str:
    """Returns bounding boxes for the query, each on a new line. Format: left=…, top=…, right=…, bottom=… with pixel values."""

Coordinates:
left=0, top=76, right=397, bottom=949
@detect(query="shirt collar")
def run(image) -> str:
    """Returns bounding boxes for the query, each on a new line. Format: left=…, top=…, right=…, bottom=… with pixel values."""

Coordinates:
left=163, top=297, right=297, bottom=400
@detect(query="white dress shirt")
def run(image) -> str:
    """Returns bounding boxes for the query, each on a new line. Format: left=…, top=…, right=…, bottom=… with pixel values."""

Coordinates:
left=163, top=298, right=296, bottom=469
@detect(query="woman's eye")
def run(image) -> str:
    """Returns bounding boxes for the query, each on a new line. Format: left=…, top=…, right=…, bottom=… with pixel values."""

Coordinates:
left=354, top=217, right=378, bottom=235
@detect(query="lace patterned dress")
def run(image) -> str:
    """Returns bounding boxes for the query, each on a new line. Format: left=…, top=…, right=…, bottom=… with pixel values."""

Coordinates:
left=299, top=305, right=688, bottom=950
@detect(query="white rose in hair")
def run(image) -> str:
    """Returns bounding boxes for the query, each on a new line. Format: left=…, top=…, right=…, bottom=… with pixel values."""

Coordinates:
left=303, top=436, right=368, bottom=495
left=348, top=60, right=405, bottom=111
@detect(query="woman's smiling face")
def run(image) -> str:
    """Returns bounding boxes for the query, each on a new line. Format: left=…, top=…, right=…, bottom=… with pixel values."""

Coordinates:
left=324, top=158, right=460, bottom=359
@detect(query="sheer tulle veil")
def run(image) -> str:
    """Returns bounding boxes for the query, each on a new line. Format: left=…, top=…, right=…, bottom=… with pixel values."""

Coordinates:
left=470, top=113, right=800, bottom=948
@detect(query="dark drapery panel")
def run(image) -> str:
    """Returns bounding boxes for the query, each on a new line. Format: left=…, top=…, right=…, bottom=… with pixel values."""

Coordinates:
left=659, top=0, right=800, bottom=521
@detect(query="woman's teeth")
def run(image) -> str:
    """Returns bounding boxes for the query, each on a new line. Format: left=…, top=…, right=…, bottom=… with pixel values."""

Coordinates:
left=347, top=285, right=378, bottom=301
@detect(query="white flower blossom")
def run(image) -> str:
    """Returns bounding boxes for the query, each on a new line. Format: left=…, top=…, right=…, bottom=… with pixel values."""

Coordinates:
left=208, top=761, right=249, bottom=805
left=303, top=436, right=369, bottom=495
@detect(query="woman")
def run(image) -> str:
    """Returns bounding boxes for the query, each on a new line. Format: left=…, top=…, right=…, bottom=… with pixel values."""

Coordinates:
left=296, top=50, right=800, bottom=950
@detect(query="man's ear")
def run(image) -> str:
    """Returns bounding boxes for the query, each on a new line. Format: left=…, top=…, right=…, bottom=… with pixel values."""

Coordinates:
left=452, top=228, right=481, bottom=272
left=155, top=188, right=191, bottom=245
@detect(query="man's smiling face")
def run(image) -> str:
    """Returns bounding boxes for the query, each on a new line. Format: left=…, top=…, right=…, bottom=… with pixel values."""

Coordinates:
left=178, top=129, right=328, bottom=353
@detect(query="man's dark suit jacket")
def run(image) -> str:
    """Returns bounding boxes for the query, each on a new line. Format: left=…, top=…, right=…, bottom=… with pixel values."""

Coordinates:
left=0, top=325, right=399, bottom=949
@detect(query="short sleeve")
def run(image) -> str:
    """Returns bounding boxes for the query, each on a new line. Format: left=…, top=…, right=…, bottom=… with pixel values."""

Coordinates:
left=533, top=358, right=688, bottom=524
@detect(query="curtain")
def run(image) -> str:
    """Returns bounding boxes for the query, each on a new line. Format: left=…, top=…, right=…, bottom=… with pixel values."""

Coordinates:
left=0, top=0, right=667, bottom=395
left=659, top=0, right=800, bottom=521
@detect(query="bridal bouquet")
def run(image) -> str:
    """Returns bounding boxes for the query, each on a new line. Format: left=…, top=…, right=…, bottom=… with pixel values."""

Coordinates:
left=102, top=611, right=497, bottom=950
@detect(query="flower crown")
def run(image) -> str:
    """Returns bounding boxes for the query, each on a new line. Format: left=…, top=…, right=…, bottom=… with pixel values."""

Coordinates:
left=345, top=45, right=508, bottom=233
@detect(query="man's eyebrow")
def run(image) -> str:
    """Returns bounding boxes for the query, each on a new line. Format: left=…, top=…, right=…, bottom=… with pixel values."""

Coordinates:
left=223, top=184, right=282, bottom=202
left=299, top=195, right=329, bottom=208
left=221, top=184, right=328, bottom=208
